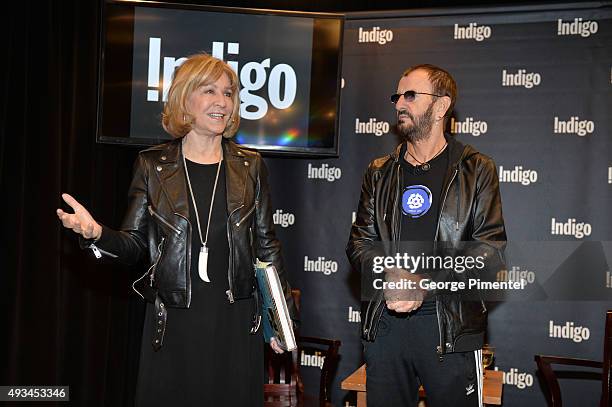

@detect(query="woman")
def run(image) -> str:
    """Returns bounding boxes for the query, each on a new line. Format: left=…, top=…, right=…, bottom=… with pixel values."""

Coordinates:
left=56, top=54, right=295, bottom=406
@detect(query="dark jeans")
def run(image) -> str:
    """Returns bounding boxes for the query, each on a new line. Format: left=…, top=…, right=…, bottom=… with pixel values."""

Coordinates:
left=363, top=310, right=483, bottom=407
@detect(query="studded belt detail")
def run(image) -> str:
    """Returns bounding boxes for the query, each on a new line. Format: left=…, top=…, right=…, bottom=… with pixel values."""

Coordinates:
left=152, top=295, right=167, bottom=351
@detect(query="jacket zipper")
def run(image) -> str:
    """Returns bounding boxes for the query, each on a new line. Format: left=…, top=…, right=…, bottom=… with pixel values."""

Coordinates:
left=226, top=204, right=245, bottom=303
left=149, top=237, right=165, bottom=286
left=235, top=202, right=257, bottom=227
left=89, top=243, right=118, bottom=259
left=130, top=237, right=165, bottom=299
left=174, top=212, right=192, bottom=307
left=367, top=164, right=401, bottom=338
left=148, top=206, right=181, bottom=235
left=392, top=165, right=401, bottom=241
left=433, top=166, right=459, bottom=358
left=434, top=167, right=459, bottom=242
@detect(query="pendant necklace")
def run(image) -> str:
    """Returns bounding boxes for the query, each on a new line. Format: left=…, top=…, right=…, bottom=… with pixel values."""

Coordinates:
left=406, top=142, right=448, bottom=172
left=182, top=140, right=222, bottom=283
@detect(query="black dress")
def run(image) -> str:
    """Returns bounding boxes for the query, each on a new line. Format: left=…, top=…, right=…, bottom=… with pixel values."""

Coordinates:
left=135, top=159, right=264, bottom=407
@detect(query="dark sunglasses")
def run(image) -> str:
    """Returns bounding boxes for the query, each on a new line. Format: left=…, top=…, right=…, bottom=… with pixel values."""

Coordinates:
left=390, top=90, right=445, bottom=104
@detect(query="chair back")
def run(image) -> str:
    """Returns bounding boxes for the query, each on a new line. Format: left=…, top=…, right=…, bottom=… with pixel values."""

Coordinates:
left=263, top=289, right=341, bottom=407
left=264, top=346, right=301, bottom=406
left=298, top=336, right=341, bottom=406
left=263, top=289, right=302, bottom=406
left=535, top=310, right=611, bottom=407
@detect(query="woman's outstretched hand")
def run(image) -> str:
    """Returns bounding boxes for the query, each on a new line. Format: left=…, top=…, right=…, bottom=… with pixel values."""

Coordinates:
left=56, top=193, right=102, bottom=240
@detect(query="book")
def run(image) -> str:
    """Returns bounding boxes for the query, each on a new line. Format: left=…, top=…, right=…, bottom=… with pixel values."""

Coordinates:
left=255, top=259, right=297, bottom=351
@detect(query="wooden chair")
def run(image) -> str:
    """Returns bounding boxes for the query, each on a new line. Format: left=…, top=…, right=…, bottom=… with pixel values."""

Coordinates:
left=534, top=310, right=611, bottom=407
left=264, top=289, right=341, bottom=407
left=264, top=339, right=302, bottom=406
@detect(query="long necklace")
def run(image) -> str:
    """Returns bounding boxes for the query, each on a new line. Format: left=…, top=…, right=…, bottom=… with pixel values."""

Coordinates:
left=182, top=141, right=222, bottom=283
left=406, top=142, right=448, bottom=172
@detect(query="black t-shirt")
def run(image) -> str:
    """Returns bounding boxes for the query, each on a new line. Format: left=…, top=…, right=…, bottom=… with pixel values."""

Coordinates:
left=398, top=143, right=449, bottom=315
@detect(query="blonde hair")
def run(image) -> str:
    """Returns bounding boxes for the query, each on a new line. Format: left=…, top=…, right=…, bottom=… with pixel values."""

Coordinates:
left=162, top=53, right=240, bottom=138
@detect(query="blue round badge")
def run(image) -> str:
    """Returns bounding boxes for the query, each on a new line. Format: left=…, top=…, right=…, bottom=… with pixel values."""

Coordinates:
left=401, top=185, right=433, bottom=218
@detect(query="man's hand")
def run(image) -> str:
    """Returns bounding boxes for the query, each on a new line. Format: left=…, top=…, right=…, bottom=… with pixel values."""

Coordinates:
left=384, top=267, right=426, bottom=313
left=386, top=300, right=423, bottom=313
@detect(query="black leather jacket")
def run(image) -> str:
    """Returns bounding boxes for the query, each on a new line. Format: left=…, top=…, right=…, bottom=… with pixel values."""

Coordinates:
left=83, top=138, right=295, bottom=348
left=346, top=135, right=506, bottom=355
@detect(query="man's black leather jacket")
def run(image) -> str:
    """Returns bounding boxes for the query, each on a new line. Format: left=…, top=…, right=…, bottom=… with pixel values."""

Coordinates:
left=346, top=135, right=506, bottom=355
left=83, top=138, right=295, bottom=348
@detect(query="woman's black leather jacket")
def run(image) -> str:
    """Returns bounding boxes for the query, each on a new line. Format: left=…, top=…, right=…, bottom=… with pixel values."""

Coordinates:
left=82, top=138, right=295, bottom=348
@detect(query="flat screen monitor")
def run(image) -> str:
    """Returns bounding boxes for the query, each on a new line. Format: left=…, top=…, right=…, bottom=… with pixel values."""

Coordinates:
left=97, top=0, right=344, bottom=156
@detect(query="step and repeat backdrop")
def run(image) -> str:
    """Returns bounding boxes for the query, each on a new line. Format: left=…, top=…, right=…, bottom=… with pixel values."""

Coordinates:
left=263, top=2, right=612, bottom=406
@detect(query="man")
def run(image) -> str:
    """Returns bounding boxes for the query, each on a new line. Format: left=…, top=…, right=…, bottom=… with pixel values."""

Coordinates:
left=346, top=64, right=506, bottom=407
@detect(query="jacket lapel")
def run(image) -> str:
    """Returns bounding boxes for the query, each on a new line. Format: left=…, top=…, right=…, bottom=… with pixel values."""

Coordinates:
left=222, top=140, right=248, bottom=215
left=440, top=134, right=466, bottom=196
left=155, top=139, right=189, bottom=219
left=154, top=138, right=249, bottom=220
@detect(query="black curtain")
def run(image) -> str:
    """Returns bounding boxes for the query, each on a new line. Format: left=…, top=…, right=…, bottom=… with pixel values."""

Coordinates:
left=1, top=0, right=144, bottom=405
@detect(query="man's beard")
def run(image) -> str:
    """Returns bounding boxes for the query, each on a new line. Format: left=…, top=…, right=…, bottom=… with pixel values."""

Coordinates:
left=397, top=101, right=435, bottom=143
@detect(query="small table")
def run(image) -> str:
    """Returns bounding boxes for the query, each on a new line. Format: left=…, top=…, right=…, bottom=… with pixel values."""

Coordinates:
left=341, top=364, right=503, bottom=406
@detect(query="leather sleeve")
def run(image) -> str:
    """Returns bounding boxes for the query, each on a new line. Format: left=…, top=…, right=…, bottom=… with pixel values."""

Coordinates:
left=471, top=156, right=507, bottom=245
left=469, top=156, right=507, bottom=286
left=254, top=156, right=299, bottom=324
left=346, top=164, right=386, bottom=301
left=84, top=153, right=150, bottom=266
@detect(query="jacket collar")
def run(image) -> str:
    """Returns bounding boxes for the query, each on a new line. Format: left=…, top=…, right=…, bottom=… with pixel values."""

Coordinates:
left=151, top=136, right=248, bottom=161
left=152, top=138, right=188, bottom=217
left=390, top=133, right=476, bottom=167
left=151, top=137, right=250, bottom=217
left=222, top=139, right=250, bottom=214
left=390, top=134, right=478, bottom=221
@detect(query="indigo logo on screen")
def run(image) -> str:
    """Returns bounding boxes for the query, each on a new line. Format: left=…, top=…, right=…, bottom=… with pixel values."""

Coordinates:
left=145, top=38, right=297, bottom=121
left=128, top=6, right=317, bottom=148
left=402, top=185, right=432, bottom=218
